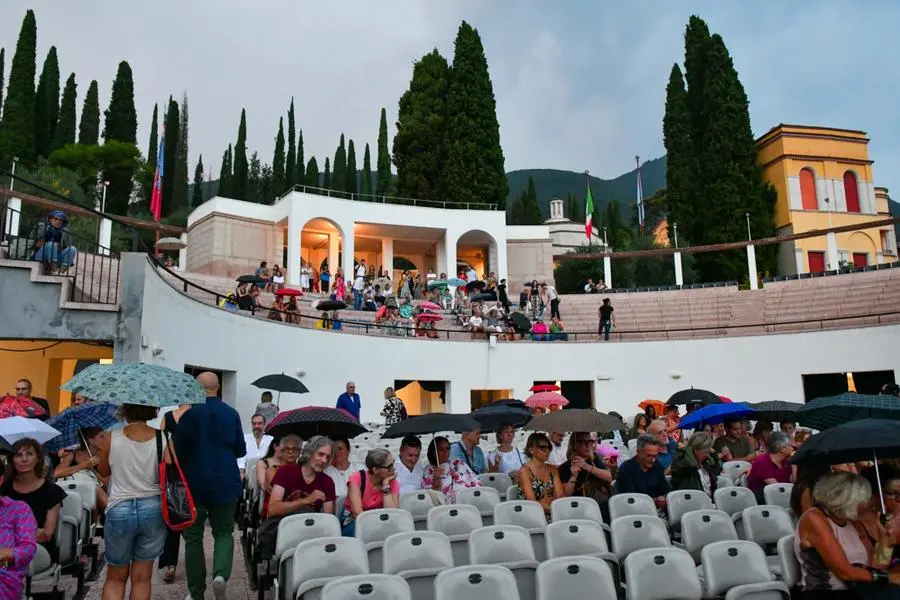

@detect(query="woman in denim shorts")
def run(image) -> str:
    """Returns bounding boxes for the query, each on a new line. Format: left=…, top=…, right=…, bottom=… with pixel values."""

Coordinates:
left=102, top=404, right=168, bottom=600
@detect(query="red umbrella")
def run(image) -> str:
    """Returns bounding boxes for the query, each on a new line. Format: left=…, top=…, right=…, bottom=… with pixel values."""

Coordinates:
left=275, top=288, right=303, bottom=297
left=525, top=391, right=569, bottom=410
left=718, top=396, right=733, bottom=403
left=415, top=312, right=443, bottom=322
left=530, top=384, right=560, bottom=393
left=420, top=301, right=443, bottom=311
left=0, top=394, right=48, bottom=419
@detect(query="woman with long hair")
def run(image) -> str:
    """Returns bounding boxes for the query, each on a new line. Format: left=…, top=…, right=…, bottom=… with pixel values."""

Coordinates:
left=422, top=436, right=480, bottom=503
left=518, top=433, right=564, bottom=518
left=157, top=403, right=191, bottom=584
left=256, top=435, right=302, bottom=517
left=627, top=414, right=650, bottom=441
left=486, top=425, right=526, bottom=483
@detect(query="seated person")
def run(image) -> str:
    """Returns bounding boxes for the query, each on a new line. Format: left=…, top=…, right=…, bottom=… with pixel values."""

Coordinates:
left=670, top=431, right=721, bottom=498
left=256, top=435, right=301, bottom=518
left=54, top=426, right=110, bottom=512
left=30, top=210, right=77, bottom=275
left=559, top=432, right=613, bottom=518
left=0, top=484, right=38, bottom=600
left=712, top=418, right=757, bottom=463
left=422, top=436, right=480, bottom=503
left=266, top=436, right=335, bottom=518
left=324, top=436, right=361, bottom=497
left=486, top=425, right=526, bottom=482
left=218, top=293, right=239, bottom=312
left=615, top=434, right=671, bottom=512
left=341, top=449, right=400, bottom=536
left=531, top=319, right=550, bottom=341
left=549, top=316, right=568, bottom=341
left=235, top=283, right=254, bottom=310
left=747, top=431, right=794, bottom=503
left=518, top=433, right=564, bottom=517
left=394, top=435, right=425, bottom=495
left=450, top=429, right=487, bottom=475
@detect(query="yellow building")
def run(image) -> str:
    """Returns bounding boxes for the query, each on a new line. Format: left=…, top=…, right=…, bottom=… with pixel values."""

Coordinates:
left=756, top=124, right=897, bottom=274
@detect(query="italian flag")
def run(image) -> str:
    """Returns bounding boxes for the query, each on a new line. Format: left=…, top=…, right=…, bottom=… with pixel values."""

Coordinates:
left=584, top=186, right=594, bottom=239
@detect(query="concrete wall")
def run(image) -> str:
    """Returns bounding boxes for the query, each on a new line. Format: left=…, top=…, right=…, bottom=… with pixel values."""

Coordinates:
left=122, top=253, right=900, bottom=426
left=186, top=212, right=281, bottom=277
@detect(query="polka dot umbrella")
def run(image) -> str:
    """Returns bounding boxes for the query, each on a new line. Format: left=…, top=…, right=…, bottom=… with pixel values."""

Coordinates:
left=61, top=363, right=206, bottom=407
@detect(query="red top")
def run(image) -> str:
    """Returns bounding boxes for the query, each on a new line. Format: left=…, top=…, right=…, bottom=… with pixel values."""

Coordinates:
left=270, top=463, right=336, bottom=511
left=747, top=453, right=792, bottom=492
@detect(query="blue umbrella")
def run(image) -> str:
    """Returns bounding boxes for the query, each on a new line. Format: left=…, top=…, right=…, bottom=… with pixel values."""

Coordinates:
left=447, top=277, right=466, bottom=287
left=45, top=402, right=119, bottom=452
left=679, top=402, right=755, bottom=430
left=61, top=363, right=206, bottom=407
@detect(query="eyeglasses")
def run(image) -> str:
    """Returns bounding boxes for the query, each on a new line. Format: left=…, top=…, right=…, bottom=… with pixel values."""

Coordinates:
left=379, top=463, right=395, bottom=471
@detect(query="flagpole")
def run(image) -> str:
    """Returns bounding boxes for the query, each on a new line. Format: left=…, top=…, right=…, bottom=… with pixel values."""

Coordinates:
left=584, top=170, right=591, bottom=252
left=635, top=155, right=644, bottom=234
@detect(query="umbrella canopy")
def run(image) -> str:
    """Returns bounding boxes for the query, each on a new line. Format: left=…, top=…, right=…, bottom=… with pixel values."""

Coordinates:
left=0, top=395, right=48, bottom=419
left=525, top=391, right=569, bottom=410
left=266, top=406, right=367, bottom=440
left=155, top=236, right=187, bottom=251
left=471, top=292, right=497, bottom=302
left=797, top=393, right=900, bottom=431
left=251, top=373, right=309, bottom=394
left=530, top=384, right=560, bottom=393
left=447, top=278, right=466, bottom=287
left=61, top=363, right=206, bottom=407
left=466, top=280, right=486, bottom=291
left=679, top=402, right=755, bottom=430
left=492, top=399, right=528, bottom=410
left=317, top=300, right=348, bottom=312
left=236, top=274, right=266, bottom=285
left=792, top=419, right=900, bottom=466
left=526, top=409, right=625, bottom=434
left=420, top=301, right=442, bottom=311
left=666, top=388, right=722, bottom=406
left=427, top=280, right=448, bottom=289
left=639, top=399, right=666, bottom=416
left=509, top=313, right=531, bottom=333
left=0, top=417, right=61, bottom=445
left=45, top=402, right=119, bottom=452
left=382, top=413, right=481, bottom=438
left=275, top=288, right=304, bottom=297
left=747, top=401, right=804, bottom=423
left=470, top=404, right=531, bottom=432
left=0, top=436, right=12, bottom=454
left=415, top=312, right=443, bottom=322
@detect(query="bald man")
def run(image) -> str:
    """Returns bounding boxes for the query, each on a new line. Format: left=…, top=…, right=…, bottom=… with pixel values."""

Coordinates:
left=174, top=372, right=245, bottom=600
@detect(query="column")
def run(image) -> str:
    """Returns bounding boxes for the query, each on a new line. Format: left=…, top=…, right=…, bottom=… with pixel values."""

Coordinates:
left=328, top=232, right=340, bottom=277
left=98, top=218, right=112, bottom=256
left=493, top=238, right=508, bottom=284
left=177, top=233, right=187, bottom=271
left=341, top=221, right=355, bottom=282
left=444, top=232, right=457, bottom=280
left=3, top=196, right=21, bottom=238
left=436, top=236, right=447, bottom=278
left=380, top=237, right=394, bottom=278
left=746, top=244, right=759, bottom=290
left=674, top=251, right=684, bottom=286
left=286, top=213, right=303, bottom=286
left=603, top=255, right=612, bottom=289
left=826, top=231, right=840, bottom=270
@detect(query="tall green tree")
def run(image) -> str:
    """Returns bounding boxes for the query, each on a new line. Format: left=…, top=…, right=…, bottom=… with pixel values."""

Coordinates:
left=346, top=139, right=357, bottom=195
left=52, top=73, right=77, bottom=151
left=34, top=46, right=60, bottom=158
left=146, top=103, right=158, bottom=167
left=286, top=99, right=296, bottom=187
left=443, top=21, right=507, bottom=207
left=0, top=48, right=5, bottom=118
left=272, top=117, right=285, bottom=194
left=605, top=199, right=627, bottom=250
left=305, top=156, right=319, bottom=188
left=360, top=143, right=372, bottom=198
left=332, top=134, right=347, bottom=191
left=233, top=108, right=249, bottom=200
left=102, top=61, right=138, bottom=215
left=171, top=92, right=190, bottom=211
left=78, top=80, right=99, bottom=145
left=0, top=10, right=37, bottom=168
left=136, top=102, right=157, bottom=209
left=161, top=97, right=180, bottom=215
left=376, top=107, right=391, bottom=195
left=523, top=176, right=542, bottom=224
left=192, top=155, right=204, bottom=207
left=393, top=49, right=449, bottom=201
left=247, top=151, right=261, bottom=203
left=296, top=129, right=305, bottom=187
left=217, top=144, right=232, bottom=197
left=258, top=164, right=274, bottom=204
left=662, top=64, right=694, bottom=250
left=323, top=157, right=331, bottom=190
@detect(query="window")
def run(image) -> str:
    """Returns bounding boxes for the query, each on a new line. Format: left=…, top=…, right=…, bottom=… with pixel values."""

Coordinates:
left=852, top=253, right=868, bottom=268
left=844, top=171, right=861, bottom=213
left=799, top=168, right=818, bottom=210
left=808, top=251, right=826, bottom=273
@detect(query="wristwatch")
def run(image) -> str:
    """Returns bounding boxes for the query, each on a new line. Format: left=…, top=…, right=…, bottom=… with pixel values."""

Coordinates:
left=381, top=486, right=391, bottom=494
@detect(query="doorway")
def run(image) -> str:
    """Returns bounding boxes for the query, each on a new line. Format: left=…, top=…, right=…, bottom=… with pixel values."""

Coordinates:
left=394, top=380, right=446, bottom=416
left=532, top=380, right=594, bottom=410
left=802, top=370, right=896, bottom=400
left=469, top=389, right=514, bottom=411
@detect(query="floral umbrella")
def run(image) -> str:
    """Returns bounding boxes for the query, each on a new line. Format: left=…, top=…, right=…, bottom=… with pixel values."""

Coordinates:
left=0, top=394, right=48, bottom=419
left=61, top=363, right=206, bottom=407
left=525, top=391, right=569, bottom=410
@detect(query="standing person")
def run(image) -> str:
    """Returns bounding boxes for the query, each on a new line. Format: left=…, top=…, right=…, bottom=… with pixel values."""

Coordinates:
left=101, top=404, right=168, bottom=600
left=254, top=391, right=279, bottom=425
left=238, top=413, right=273, bottom=479
left=158, top=403, right=191, bottom=584
left=0, top=483, right=38, bottom=600
left=380, top=387, right=406, bottom=425
left=598, top=298, right=615, bottom=342
left=319, top=266, right=331, bottom=294
left=336, top=382, right=361, bottom=421
left=497, top=278, right=510, bottom=314
left=175, top=372, right=245, bottom=600
left=541, top=283, right=561, bottom=320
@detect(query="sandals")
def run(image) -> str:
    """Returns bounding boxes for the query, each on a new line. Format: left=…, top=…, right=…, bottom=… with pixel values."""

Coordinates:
left=163, top=566, right=176, bottom=583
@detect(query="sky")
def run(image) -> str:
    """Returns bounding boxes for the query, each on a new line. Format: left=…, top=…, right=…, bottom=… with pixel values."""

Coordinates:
left=1, top=1, right=898, bottom=194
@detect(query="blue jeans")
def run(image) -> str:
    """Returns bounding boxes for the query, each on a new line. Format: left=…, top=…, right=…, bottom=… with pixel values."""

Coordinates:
left=353, top=289, right=363, bottom=310
left=33, top=241, right=77, bottom=266
left=104, top=496, right=167, bottom=566
left=599, top=319, right=611, bottom=341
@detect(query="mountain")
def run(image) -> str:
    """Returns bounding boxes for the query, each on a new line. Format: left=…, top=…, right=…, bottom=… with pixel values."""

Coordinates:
left=506, top=155, right=667, bottom=217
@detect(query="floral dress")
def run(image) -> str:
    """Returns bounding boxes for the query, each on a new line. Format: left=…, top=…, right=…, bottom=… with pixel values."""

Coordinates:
left=422, top=459, right=480, bottom=503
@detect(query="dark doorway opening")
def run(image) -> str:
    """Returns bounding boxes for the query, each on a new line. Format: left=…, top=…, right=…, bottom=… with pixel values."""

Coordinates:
left=802, top=370, right=896, bottom=401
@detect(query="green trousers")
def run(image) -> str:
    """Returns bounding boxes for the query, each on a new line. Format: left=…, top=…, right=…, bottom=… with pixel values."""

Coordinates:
left=183, top=502, right=236, bottom=599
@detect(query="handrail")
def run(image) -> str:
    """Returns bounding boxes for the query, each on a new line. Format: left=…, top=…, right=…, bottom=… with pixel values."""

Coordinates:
left=276, top=183, right=500, bottom=211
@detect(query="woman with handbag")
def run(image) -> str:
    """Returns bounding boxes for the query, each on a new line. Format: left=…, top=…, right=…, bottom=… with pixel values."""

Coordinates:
left=157, top=403, right=191, bottom=583
left=101, top=403, right=169, bottom=600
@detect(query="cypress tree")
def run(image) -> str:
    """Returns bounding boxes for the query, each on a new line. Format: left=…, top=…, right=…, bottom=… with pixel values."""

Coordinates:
left=233, top=108, right=249, bottom=200
left=138, top=103, right=158, bottom=209
left=662, top=64, right=694, bottom=249
left=360, top=143, right=372, bottom=198
left=34, top=46, right=60, bottom=158
left=286, top=99, right=296, bottom=187
left=346, top=139, right=357, bottom=195
left=217, top=145, right=232, bottom=197
left=161, top=97, right=179, bottom=214
left=170, top=92, right=190, bottom=212
left=0, top=48, right=5, bottom=118
left=332, top=134, right=347, bottom=191
left=102, top=61, right=137, bottom=144
left=296, top=129, right=305, bottom=187
left=523, top=176, right=542, bottom=224
left=305, top=157, right=319, bottom=188
left=376, top=107, right=391, bottom=195
left=393, top=49, right=449, bottom=201
left=259, top=164, right=274, bottom=204
left=52, top=73, right=77, bottom=151
left=192, top=155, right=204, bottom=207
left=605, top=199, right=626, bottom=250
left=272, top=117, right=285, bottom=194
left=0, top=10, right=37, bottom=168
left=443, top=22, right=507, bottom=207
left=247, top=151, right=261, bottom=202
left=78, top=80, right=99, bottom=145
left=323, top=157, right=331, bottom=190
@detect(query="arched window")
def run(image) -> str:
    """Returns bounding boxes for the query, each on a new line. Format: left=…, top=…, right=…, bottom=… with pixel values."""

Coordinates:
left=799, top=168, right=818, bottom=210
left=844, top=171, right=861, bottom=213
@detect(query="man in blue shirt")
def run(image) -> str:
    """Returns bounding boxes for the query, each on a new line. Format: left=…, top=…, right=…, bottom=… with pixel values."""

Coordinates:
left=175, top=372, right=245, bottom=600
left=615, top=434, right=671, bottom=511
left=648, top=419, right=679, bottom=473
left=336, top=381, right=361, bottom=420
left=449, top=428, right=487, bottom=474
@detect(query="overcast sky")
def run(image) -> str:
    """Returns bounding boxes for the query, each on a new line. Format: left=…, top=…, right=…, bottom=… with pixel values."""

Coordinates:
left=2, top=1, right=898, bottom=194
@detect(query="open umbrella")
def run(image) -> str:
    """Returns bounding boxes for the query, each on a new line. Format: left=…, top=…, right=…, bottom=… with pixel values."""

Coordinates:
left=525, top=391, right=569, bottom=410
left=679, top=402, right=755, bottom=430
left=382, top=413, right=480, bottom=438
left=266, top=406, right=367, bottom=440
left=155, top=236, right=187, bottom=251
left=251, top=373, right=308, bottom=394
left=317, top=299, right=348, bottom=312
left=61, top=363, right=206, bottom=407
left=0, top=436, right=12, bottom=454
left=530, top=384, right=560, bottom=393
left=797, top=393, right=900, bottom=431
left=420, top=301, right=442, bottom=311
left=236, top=274, right=266, bottom=285
left=639, top=399, right=666, bottom=416
left=472, top=292, right=497, bottom=302
left=526, top=409, right=625, bottom=434
left=447, top=278, right=466, bottom=287
left=493, top=399, right=528, bottom=410
left=427, top=280, right=448, bottom=289
left=747, top=401, right=803, bottom=423
left=666, top=388, right=722, bottom=406
left=275, top=288, right=303, bottom=297
left=0, top=417, right=61, bottom=445
left=0, top=395, right=48, bottom=419
left=471, top=404, right=531, bottom=432
left=466, top=280, right=486, bottom=292
left=45, top=402, right=119, bottom=452
left=793, top=419, right=900, bottom=467
left=415, top=312, right=443, bottom=322
left=509, top=312, right=531, bottom=333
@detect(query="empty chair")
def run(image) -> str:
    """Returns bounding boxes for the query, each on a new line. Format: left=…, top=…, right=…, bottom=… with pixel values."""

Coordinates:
left=666, top=489, right=715, bottom=528
left=321, top=574, right=411, bottom=600
left=701, top=540, right=790, bottom=599
left=550, top=496, right=605, bottom=527
left=456, top=487, right=501, bottom=526
left=679, top=509, right=738, bottom=563
left=434, top=565, right=521, bottom=600
left=610, top=515, right=670, bottom=562
left=763, top=483, right=793, bottom=511
left=536, top=556, right=618, bottom=600
left=493, top=500, right=547, bottom=561
left=26, top=534, right=61, bottom=600
left=356, top=509, right=416, bottom=573
left=426, top=504, right=483, bottom=566
left=608, top=493, right=656, bottom=521
left=545, top=519, right=617, bottom=580
left=478, top=472, right=514, bottom=498
left=722, top=460, right=752, bottom=483
left=624, top=547, right=702, bottom=600
left=469, top=525, right=539, bottom=600
left=382, top=531, right=453, bottom=600
left=270, top=513, right=341, bottom=600
left=505, top=485, right=520, bottom=501
left=714, top=486, right=757, bottom=538
left=777, top=534, right=800, bottom=590
left=291, top=537, right=370, bottom=600
left=742, top=505, right=794, bottom=574
left=716, top=474, right=733, bottom=489
left=58, top=489, right=87, bottom=596
left=399, top=491, right=443, bottom=530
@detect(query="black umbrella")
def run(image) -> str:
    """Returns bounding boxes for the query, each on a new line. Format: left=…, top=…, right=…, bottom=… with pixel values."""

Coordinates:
left=466, top=280, right=486, bottom=291
left=236, top=274, right=266, bottom=284
left=382, top=413, right=481, bottom=438
left=471, top=292, right=497, bottom=302
left=493, top=399, right=528, bottom=410
left=509, top=312, right=531, bottom=333
left=666, top=388, right=722, bottom=406
left=317, top=300, right=348, bottom=312
left=266, top=406, right=367, bottom=440
left=747, top=401, right=803, bottom=423
left=251, top=373, right=309, bottom=394
left=793, top=419, right=900, bottom=467
left=471, top=404, right=531, bottom=432
left=0, top=435, right=12, bottom=455
left=797, top=393, right=900, bottom=431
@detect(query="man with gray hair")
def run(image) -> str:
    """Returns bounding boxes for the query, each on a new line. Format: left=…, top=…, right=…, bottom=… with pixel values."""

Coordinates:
left=268, top=436, right=336, bottom=517
left=336, top=381, right=361, bottom=420
left=747, top=430, right=793, bottom=502
left=647, top=419, right=678, bottom=474
left=614, top=433, right=671, bottom=509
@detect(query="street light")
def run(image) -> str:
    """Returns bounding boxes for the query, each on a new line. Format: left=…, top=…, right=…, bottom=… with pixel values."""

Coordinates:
left=745, top=212, right=752, bottom=241
left=673, top=222, right=679, bottom=249
left=101, top=180, right=110, bottom=213
left=603, top=227, right=608, bottom=247
left=10, top=156, right=18, bottom=191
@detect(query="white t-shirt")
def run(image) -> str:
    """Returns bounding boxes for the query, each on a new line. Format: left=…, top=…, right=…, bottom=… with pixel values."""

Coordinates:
left=107, top=429, right=164, bottom=508
left=237, top=434, right=273, bottom=470
left=545, top=286, right=559, bottom=301
left=353, top=277, right=365, bottom=291
left=325, top=462, right=363, bottom=497
left=395, top=459, right=425, bottom=495
left=356, top=264, right=367, bottom=279
left=486, top=447, right=526, bottom=476
left=548, top=442, right=567, bottom=466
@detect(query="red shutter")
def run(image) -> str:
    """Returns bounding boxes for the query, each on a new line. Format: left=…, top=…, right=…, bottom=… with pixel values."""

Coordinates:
left=800, top=169, right=818, bottom=210
left=808, top=251, right=826, bottom=273
left=844, top=171, right=861, bottom=213
left=852, top=253, right=868, bottom=268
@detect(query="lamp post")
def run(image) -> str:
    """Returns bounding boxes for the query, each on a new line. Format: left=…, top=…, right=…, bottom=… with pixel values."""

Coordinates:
left=10, top=156, right=18, bottom=191
left=673, top=222, right=679, bottom=249
left=745, top=212, right=752, bottom=241
left=100, top=180, right=110, bottom=213
left=603, top=227, right=608, bottom=248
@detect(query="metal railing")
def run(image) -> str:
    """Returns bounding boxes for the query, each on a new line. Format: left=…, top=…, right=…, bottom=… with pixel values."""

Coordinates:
left=276, top=183, right=500, bottom=211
